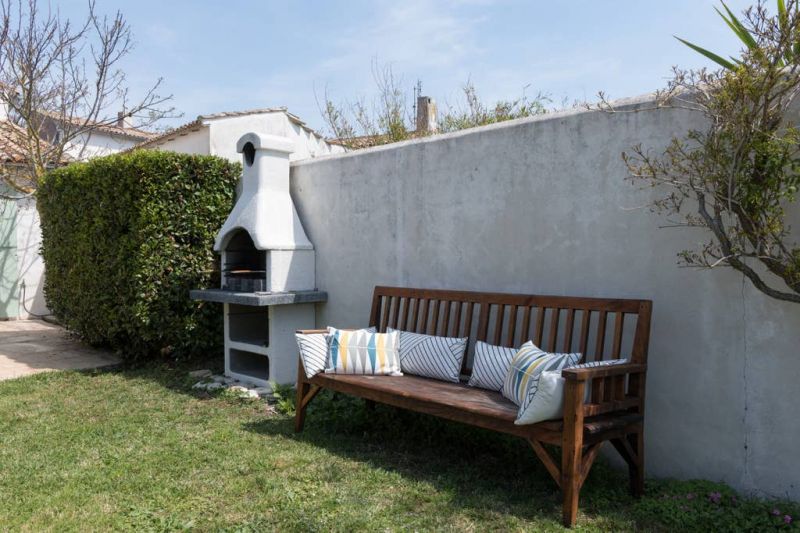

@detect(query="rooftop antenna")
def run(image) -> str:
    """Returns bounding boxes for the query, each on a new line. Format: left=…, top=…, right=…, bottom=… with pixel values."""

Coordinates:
left=412, top=80, right=422, bottom=120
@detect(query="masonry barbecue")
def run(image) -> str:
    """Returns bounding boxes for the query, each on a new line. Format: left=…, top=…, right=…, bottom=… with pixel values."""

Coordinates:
left=190, top=132, right=326, bottom=389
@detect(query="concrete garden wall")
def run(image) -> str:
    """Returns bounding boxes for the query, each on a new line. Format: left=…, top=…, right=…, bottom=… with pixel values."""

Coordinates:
left=289, top=96, right=800, bottom=500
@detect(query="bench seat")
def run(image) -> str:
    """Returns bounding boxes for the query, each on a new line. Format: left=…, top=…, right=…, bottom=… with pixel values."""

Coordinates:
left=314, top=374, right=518, bottom=420
left=311, top=372, right=644, bottom=443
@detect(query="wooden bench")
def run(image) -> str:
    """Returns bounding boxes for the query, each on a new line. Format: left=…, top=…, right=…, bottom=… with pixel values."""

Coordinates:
left=295, top=286, right=652, bottom=527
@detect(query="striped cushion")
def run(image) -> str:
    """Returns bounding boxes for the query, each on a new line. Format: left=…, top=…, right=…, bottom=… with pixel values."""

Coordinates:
left=468, top=341, right=516, bottom=391
left=388, top=328, right=467, bottom=383
left=295, top=327, right=375, bottom=378
left=325, top=327, right=402, bottom=375
left=501, top=342, right=581, bottom=424
left=295, top=333, right=329, bottom=378
left=515, top=358, right=629, bottom=425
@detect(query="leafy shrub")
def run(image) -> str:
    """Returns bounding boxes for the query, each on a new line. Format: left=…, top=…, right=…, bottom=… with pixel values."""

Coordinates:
left=38, top=150, right=240, bottom=362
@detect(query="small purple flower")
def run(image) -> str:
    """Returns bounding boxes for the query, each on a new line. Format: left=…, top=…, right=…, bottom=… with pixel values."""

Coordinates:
left=730, top=496, right=737, bottom=504
left=772, top=508, right=782, bottom=516
left=686, top=493, right=696, bottom=500
left=708, top=492, right=722, bottom=504
left=784, top=515, right=793, bottom=525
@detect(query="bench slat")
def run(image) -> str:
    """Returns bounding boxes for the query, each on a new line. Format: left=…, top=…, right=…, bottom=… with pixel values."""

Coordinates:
left=534, top=307, right=545, bottom=347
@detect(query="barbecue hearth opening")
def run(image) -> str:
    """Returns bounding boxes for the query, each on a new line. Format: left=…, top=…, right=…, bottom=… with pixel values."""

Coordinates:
left=223, top=229, right=266, bottom=292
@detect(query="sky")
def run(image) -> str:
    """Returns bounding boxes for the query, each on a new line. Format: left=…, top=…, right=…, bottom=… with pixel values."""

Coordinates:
left=56, top=0, right=756, bottom=134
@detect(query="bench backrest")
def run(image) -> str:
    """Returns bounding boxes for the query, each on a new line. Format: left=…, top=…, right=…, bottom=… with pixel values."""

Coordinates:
left=369, top=286, right=652, bottom=376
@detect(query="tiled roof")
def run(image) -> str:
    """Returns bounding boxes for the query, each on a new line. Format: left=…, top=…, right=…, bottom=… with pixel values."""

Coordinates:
left=0, top=119, right=70, bottom=164
left=37, top=110, right=156, bottom=141
left=84, top=121, right=156, bottom=140
left=132, top=107, right=330, bottom=150
left=0, top=120, right=29, bottom=163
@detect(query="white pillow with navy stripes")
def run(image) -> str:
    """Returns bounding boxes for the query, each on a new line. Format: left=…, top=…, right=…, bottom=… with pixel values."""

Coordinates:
left=467, top=341, right=516, bottom=391
left=295, top=327, right=375, bottom=378
left=387, top=327, right=467, bottom=383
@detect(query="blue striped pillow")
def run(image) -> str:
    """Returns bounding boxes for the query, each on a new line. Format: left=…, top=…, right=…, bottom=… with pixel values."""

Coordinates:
left=501, top=342, right=581, bottom=423
left=388, top=328, right=467, bottom=383
left=515, top=358, right=627, bottom=425
left=468, top=341, right=516, bottom=391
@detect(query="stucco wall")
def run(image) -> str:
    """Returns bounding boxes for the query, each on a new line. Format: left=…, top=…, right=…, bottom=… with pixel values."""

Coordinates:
left=0, top=194, right=47, bottom=320
left=289, top=96, right=800, bottom=500
left=153, top=127, right=211, bottom=156
left=208, top=113, right=344, bottom=163
left=14, top=197, right=47, bottom=318
left=65, top=131, right=142, bottom=160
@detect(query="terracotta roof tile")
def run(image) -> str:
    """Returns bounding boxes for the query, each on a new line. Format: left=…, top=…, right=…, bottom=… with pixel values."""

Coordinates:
left=36, top=110, right=156, bottom=141
left=0, top=120, right=29, bottom=163
left=0, top=119, right=70, bottom=165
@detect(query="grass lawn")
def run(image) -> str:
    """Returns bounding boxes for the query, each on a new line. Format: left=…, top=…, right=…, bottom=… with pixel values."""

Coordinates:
left=0, top=366, right=797, bottom=532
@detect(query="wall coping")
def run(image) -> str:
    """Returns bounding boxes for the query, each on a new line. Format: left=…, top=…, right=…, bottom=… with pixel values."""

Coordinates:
left=291, top=91, right=662, bottom=168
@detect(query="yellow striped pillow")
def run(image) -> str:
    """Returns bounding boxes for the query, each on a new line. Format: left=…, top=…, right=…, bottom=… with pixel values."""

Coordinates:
left=501, top=342, right=581, bottom=423
left=325, top=327, right=403, bottom=375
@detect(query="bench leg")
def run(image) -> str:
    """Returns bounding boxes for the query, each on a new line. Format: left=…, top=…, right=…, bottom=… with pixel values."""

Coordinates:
left=561, top=380, right=585, bottom=528
left=364, top=399, right=376, bottom=411
left=294, top=379, right=310, bottom=433
left=294, top=358, right=321, bottom=433
left=561, top=440, right=582, bottom=526
left=629, top=430, right=644, bottom=497
left=611, top=429, right=645, bottom=498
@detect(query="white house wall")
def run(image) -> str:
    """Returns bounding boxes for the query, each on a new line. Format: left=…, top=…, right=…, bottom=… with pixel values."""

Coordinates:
left=207, top=113, right=344, bottom=163
left=14, top=196, right=47, bottom=318
left=151, top=127, right=211, bottom=156
left=65, top=132, right=141, bottom=160
left=290, top=96, right=800, bottom=501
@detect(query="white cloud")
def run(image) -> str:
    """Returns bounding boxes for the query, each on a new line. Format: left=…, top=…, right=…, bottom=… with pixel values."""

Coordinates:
left=319, top=0, right=485, bottom=74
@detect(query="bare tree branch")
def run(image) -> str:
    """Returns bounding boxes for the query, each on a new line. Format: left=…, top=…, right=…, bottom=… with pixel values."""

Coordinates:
left=0, top=0, right=177, bottom=196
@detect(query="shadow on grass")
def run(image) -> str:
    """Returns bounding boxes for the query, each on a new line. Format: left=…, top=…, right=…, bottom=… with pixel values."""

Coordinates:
left=80, top=364, right=636, bottom=526
left=242, top=390, right=635, bottom=527
left=77, top=357, right=225, bottom=400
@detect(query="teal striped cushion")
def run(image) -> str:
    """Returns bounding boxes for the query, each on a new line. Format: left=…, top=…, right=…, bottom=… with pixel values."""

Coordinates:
left=515, top=358, right=627, bottom=425
left=325, top=327, right=402, bottom=375
left=501, top=342, right=581, bottom=423
left=296, top=327, right=376, bottom=378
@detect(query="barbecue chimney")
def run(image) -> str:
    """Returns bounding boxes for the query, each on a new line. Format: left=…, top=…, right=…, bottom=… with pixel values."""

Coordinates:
left=215, top=132, right=315, bottom=293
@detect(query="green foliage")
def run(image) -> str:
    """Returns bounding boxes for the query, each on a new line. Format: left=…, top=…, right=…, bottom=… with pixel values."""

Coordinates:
left=439, top=82, right=549, bottom=133
left=676, top=1, right=798, bottom=70
left=37, top=150, right=240, bottom=361
left=320, top=62, right=548, bottom=149
left=625, top=1, right=800, bottom=304
left=270, top=381, right=296, bottom=415
left=633, top=479, right=797, bottom=531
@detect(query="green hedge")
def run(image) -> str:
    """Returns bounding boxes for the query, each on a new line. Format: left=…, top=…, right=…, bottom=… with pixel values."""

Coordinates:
left=38, top=150, right=240, bottom=362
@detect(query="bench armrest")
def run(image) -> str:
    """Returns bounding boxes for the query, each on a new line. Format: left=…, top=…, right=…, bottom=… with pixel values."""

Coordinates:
left=561, top=363, right=646, bottom=382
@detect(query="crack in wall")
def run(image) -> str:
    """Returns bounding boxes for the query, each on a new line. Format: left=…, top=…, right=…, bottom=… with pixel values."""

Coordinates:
left=741, top=273, right=751, bottom=491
